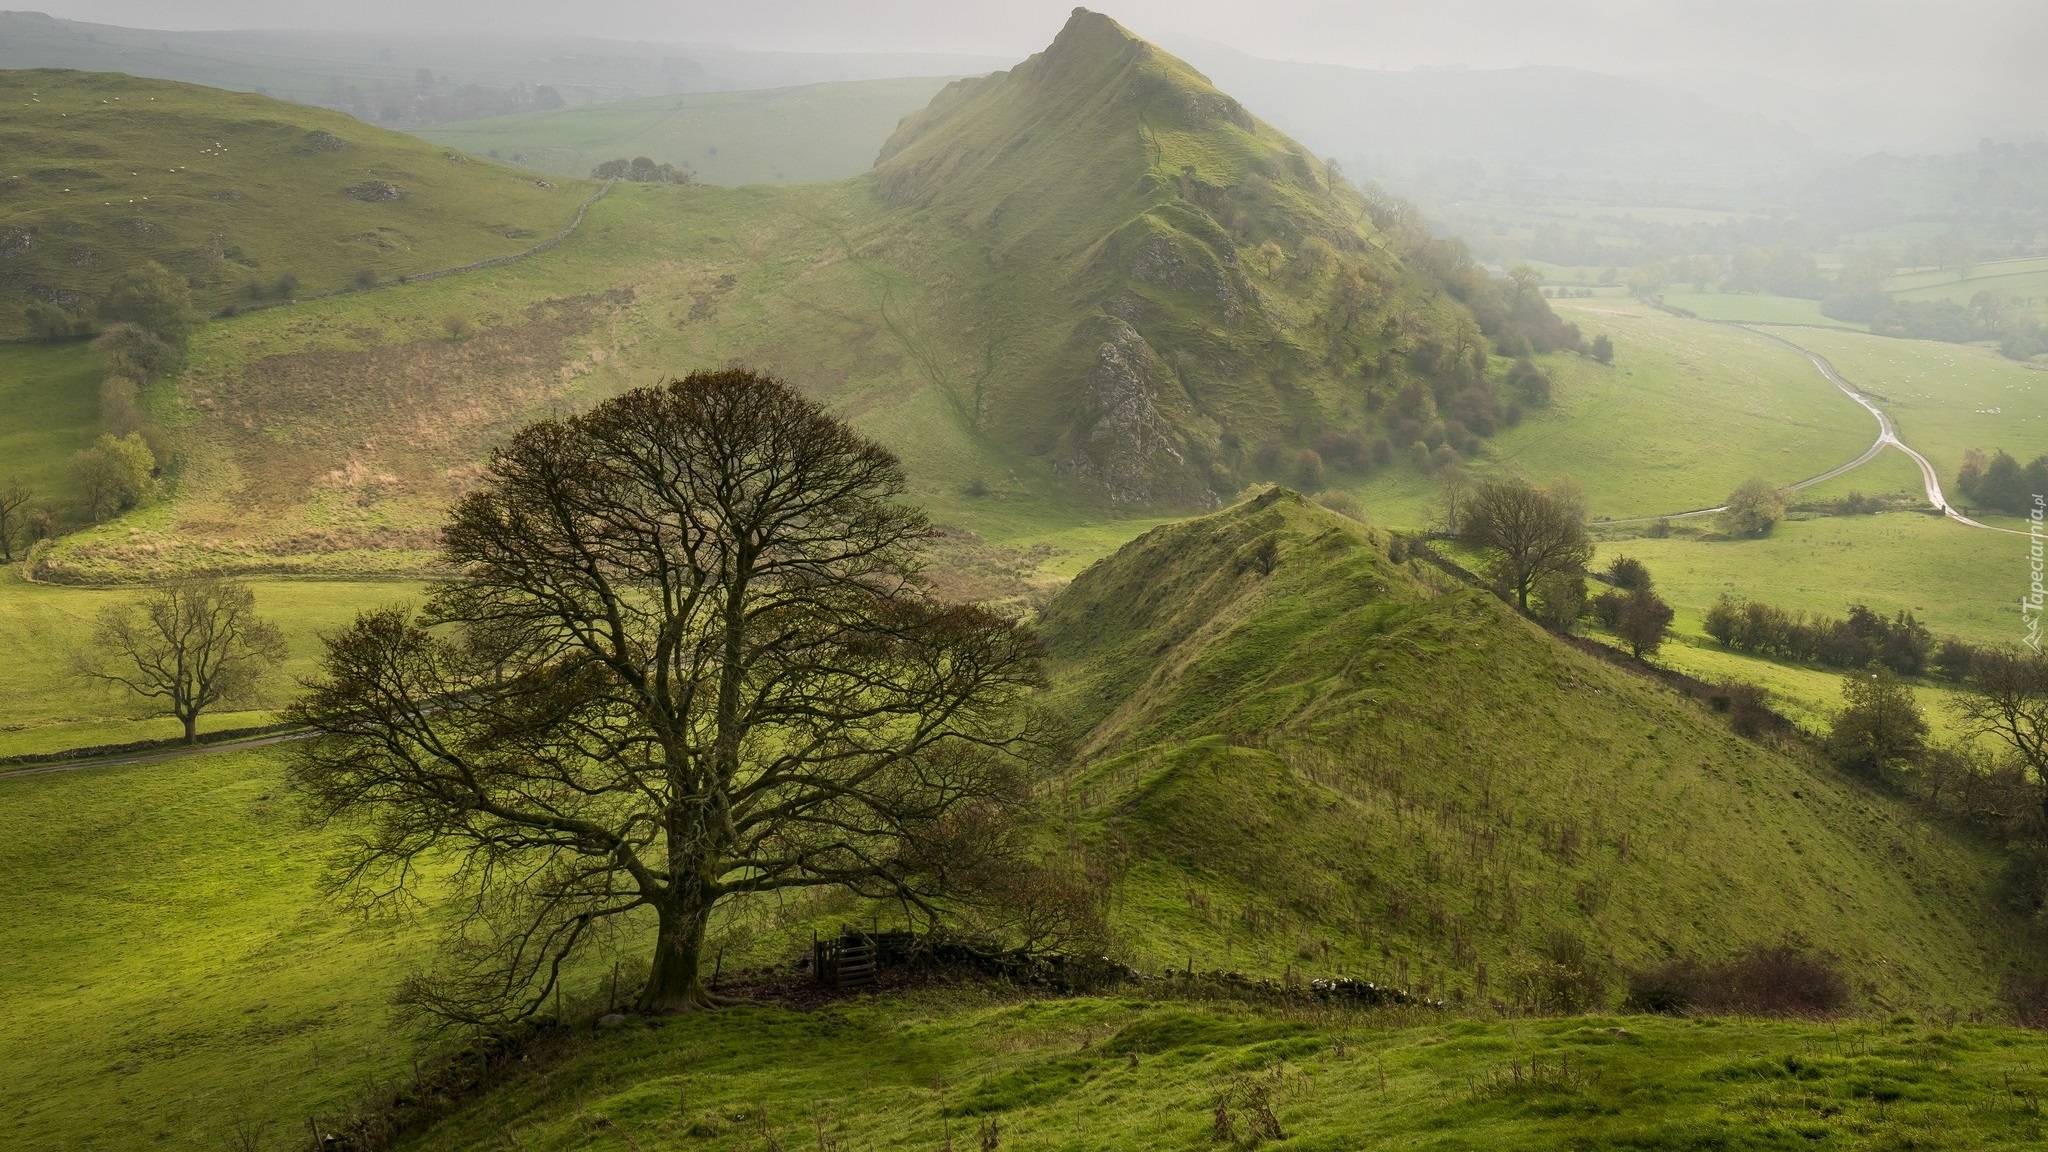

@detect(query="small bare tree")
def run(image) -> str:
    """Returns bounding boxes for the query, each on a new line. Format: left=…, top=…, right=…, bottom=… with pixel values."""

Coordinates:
left=288, top=370, right=1043, bottom=1021
left=0, top=476, right=33, bottom=562
left=74, top=579, right=287, bottom=744
left=1954, top=650, right=2048, bottom=823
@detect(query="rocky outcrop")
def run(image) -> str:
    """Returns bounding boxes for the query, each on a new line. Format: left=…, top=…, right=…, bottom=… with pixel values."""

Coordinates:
left=1057, top=317, right=1208, bottom=505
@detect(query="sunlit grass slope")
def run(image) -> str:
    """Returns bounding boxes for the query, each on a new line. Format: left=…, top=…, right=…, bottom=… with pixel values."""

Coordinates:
left=415, top=77, right=959, bottom=186
left=0, top=748, right=432, bottom=1151
left=1035, top=490, right=2031, bottom=1008
left=0, top=69, right=589, bottom=335
left=405, top=999, right=2048, bottom=1152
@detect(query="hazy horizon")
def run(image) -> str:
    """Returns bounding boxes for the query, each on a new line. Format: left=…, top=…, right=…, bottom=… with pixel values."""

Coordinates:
left=15, top=1, right=2044, bottom=103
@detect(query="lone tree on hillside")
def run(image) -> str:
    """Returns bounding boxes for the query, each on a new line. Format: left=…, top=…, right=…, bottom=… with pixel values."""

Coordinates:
left=1825, top=668, right=1928, bottom=778
left=1721, top=478, right=1786, bottom=537
left=288, top=370, right=1044, bottom=1021
left=1457, top=476, right=1593, bottom=613
left=69, top=432, right=155, bottom=522
left=74, top=579, right=287, bottom=744
left=1953, top=650, right=2048, bottom=822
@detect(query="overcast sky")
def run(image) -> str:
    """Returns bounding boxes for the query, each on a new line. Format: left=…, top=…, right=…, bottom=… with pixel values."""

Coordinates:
left=21, top=1, right=2045, bottom=99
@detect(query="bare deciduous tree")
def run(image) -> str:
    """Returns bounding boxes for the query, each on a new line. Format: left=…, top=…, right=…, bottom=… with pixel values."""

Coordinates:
left=1457, top=477, right=1593, bottom=612
left=74, top=578, right=286, bottom=744
left=0, top=477, right=32, bottom=562
left=288, top=370, right=1043, bottom=1021
left=1954, top=650, right=2048, bottom=822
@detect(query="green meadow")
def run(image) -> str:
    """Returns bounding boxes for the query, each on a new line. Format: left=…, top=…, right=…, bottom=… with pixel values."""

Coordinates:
left=1659, top=289, right=1855, bottom=328
left=0, top=571, right=423, bottom=757
left=0, top=748, right=432, bottom=1151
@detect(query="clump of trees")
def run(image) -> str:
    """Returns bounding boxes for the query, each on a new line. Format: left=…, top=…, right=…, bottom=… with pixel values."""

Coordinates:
left=1703, top=596, right=1933, bottom=676
left=592, top=156, right=693, bottom=184
left=1957, top=449, right=2048, bottom=516
left=69, top=432, right=156, bottom=522
left=1590, top=557, right=1676, bottom=658
left=289, top=369, right=1046, bottom=1021
left=1720, top=478, right=1786, bottom=537
left=72, top=579, right=286, bottom=744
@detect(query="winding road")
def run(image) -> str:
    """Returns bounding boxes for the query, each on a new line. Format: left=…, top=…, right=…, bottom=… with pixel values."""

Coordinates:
left=1607, top=322, right=2029, bottom=536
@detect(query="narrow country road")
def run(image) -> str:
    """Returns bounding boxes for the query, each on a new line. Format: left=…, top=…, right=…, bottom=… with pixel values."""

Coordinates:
left=1739, top=325, right=2028, bottom=536
left=1606, top=321, right=2028, bottom=535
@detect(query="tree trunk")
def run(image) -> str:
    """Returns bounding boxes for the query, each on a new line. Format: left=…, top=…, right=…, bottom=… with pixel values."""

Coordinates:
left=181, top=712, right=198, bottom=745
left=637, top=895, right=715, bottom=1013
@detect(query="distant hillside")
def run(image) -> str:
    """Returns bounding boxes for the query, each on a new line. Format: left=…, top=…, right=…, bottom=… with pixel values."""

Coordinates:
left=0, top=10, right=1010, bottom=124
left=0, top=69, right=589, bottom=336
left=22, top=10, right=1587, bottom=578
left=1039, top=489, right=2029, bottom=1008
left=415, top=77, right=961, bottom=186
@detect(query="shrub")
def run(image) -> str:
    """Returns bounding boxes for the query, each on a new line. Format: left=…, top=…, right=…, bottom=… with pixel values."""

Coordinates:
left=1626, top=941, right=1848, bottom=1016
left=1314, top=490, right=1364, bottom=521
left=443, top=314, right=475, bottom=340
left=1294, top=449, right=1326, bottom=492
left=1505, top=929, right=1607, bottom=1014
left=1605, top=555, right=1651, bottom=592
left=355, top=268, right=380, bottom=289
left=1532, top=568, right=1587, bottom=630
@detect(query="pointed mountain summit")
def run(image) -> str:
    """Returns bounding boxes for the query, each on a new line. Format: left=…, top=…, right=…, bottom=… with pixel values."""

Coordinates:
left=868, top=9, right=1580, bottom=506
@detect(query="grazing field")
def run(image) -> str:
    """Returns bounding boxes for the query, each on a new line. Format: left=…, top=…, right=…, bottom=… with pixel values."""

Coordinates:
left=1766, top=327, right=2048, bottom=489
left=0, top=571, right=422, bottom=757
left=1646, top=633, right=1974, bottom=743
left=405, top=997, right=2048, bottom=1152
left=416, top=77, right=959, bottom=186
left=0, top=71, right=591, bottom=337
left=1597, top=512, right=2029, bottom=649
left=0, top=748, right=435, bottom=1151
left=1659, top=289, right=1854, bottom=328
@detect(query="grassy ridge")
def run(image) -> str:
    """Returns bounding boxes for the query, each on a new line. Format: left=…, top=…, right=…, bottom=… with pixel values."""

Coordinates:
left=415, top=78, right=959, bottom=186
left=1038, top=492, right=2031, bottom=1008
left=0, top=70, right=589, bottom=336
left=403, top=998, right=2048, bottom=1152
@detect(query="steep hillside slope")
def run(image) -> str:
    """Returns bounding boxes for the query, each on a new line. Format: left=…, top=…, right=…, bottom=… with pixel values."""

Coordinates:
left=0, top=69, right=588, bottom=336
left=416, top=78, right=961, bottom=186
left=1038, top=489, right=2031, bottom=1010
left=866, top=9, right=1512, bottom=506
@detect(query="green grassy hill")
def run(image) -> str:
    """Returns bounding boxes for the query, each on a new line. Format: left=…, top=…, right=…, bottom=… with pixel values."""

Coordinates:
left=1037, top=489, right=2033, bottom=1009
left=415, top=77, right=961, bottom=186
left=0, top=69, right=589, bottom=336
